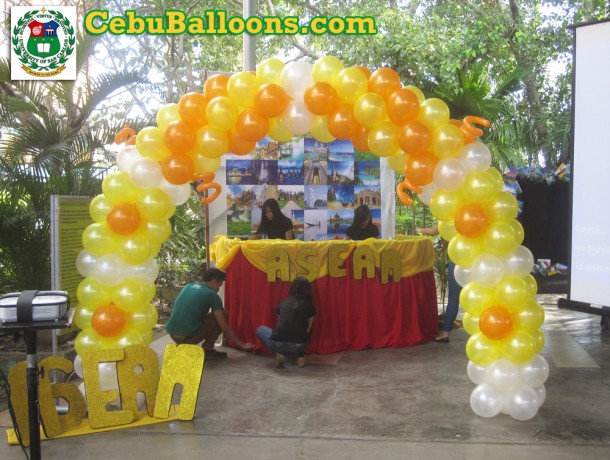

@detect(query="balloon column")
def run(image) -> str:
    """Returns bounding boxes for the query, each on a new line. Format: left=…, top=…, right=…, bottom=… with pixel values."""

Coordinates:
left=74, top=56, right=547, bottom=419
left=397, top=121, right=548, bottom=420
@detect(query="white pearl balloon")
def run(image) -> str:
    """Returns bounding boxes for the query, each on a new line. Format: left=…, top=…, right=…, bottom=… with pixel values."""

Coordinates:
left=282, top=101, right=313, bottom=136
left=507, top=385, right=540, bottom=421
left=518, top=355, right=550, bottom=387
left=130, top=157, right=163, bottom=189
left=470, top=384, right=504, bottom=418
left=280, top=61, right=313, bottom=99
left=117, top=145, right=141, bottom=172
left=502, top=245, right=535, bottom=278
left=94, top=254, right=130, bottom=286
left=417, top=183, right=437, bottom=206
left=76, top=250, right=98, bottom=278
left=158, top=178, right=192, bottom=206
left=470, top=253, right=505, bottom=287
left=128, top=257, right=160, bottom=284
left=467, top=360, right=487, bottom=385
left=459, top=141, right=492, bottom=173
left=532, top=385, right=547, bottom=407
left=433, top=158, right=466, bottom=191
left=454, top=264, right=472, bottom=287
left=484, top=358, right=519, bottom=393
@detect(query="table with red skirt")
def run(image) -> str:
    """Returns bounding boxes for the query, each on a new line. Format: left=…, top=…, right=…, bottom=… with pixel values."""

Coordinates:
left=210, top=236, right=439, bottom=354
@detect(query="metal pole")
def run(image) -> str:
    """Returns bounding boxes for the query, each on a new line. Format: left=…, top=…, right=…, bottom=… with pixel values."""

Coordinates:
left=25, top=331, right=41, bottom=460
left=243, top=0, right=256, bottom=71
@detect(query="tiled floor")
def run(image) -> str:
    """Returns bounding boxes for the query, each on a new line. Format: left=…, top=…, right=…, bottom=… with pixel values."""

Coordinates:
left=1, top=293, right=610, bottom=459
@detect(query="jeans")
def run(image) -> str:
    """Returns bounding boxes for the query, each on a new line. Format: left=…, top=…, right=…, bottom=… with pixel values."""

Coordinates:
left=256, top=326, right=308, bottom=358
left=442, top=261, right=462, bottom=333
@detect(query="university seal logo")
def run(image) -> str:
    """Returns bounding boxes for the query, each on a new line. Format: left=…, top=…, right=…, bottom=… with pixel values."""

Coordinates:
left=11, top=7, right=76, bottom=80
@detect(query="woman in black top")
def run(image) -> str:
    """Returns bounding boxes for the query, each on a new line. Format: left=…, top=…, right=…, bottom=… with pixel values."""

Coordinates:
left=251, top=198, right=294, bottom=240
left=256, top=277, right=316, bottom=367
left=346, top=204, right=380, bottom=240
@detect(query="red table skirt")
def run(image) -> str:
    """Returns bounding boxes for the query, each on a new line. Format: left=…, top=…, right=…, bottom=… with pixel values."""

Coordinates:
left=224, top=250, right=439, bottom=354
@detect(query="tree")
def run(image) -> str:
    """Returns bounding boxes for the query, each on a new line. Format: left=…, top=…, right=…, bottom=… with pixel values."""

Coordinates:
left=0, top=31, right=144, bottom=291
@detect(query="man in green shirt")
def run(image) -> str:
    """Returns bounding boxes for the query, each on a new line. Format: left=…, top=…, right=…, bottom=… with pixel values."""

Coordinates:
left=165, top=268, right=254, bottom=360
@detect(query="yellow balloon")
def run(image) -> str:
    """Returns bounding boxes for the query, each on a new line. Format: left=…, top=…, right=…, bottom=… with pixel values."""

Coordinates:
left=512, top=299, right=545, bottom=333
left=74, top=328, right=112, bottom=355
left=228, top=71, right=259, bottom=108
left=268, top=117, right=293, bottom=142
left=191, top=152, right=221, bottom=174
left=388, top=150, right=408, bottom=174
left=417, top=98, right=449, bottom=129
left=462, top=170, right=500, bottom=206
left=485, top=191, right=518, bottom=223
left=116, top=328, right=146, bottom=349
left=459, top=282, right=496, bottom=316
left=137, top=188, right=172, bottom=222
left=509, top=220, right=525, bottom=245
left=73, top=303, right=94, bottom=330
left=531, top=329, right=545, bottom=354
left=112, top=279, right=148, bottom=312
left=257, top=57, right=284, bottom=85
left=102, top=171, right=140, bottom=204
left=487, top=167, right=504, bottom=190
left=522, top=274, right=538, bottom=298
left=438, top=220, right=457, bottom=241
left=145, top=219, right=172, bottom=244
left=205, top=96, right=239, bottom=131
left=335, top=67, right=368, bottom=104
left=129, top=303, right=159, bottom=332
left=118, top=233, right=152, bottom=265
left=367, top=122, right=399, bottom=157
left=89, top=195, right=113, bottom=223
left=466, top=332, right=502, bottom=366
left=462, top=312, right=481, bottom=336
left=77, top=277, right=113, bottom=310
left=405, top=85, right=425, bottom=103
left=430, top=189, right=463, bottom=221
left=136, top=126, right=172, bottom=162
left=430, top=124, right=464, bottom=159
left=502, top=329, right=537, bottom=364
left=354, top=92, right=387, bottom=128
left=482, top=221, right=517, bottom=256
left=82, top=223, right=119, bottom=256
left=447, top=233, right=484, bottom=267
left=311, top=115, right=336, bottom=143
left=196, top=125, right=229, bottom=159
left=495, top=276, right=530, bottom=310
left=156, top=103, right=181, bottom=130
left=312, top=55, right=344, bottom=84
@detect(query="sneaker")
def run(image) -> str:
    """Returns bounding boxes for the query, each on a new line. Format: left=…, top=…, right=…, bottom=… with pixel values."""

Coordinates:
left=296, top=357, right=308, bottom=368
left=204, top=348, right=228, bottom=360
left=275, top=353, right=285, bottom=368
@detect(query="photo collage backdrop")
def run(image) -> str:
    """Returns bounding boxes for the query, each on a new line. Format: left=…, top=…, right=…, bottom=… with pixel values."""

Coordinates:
left=225, top=137, right=382, bottom=240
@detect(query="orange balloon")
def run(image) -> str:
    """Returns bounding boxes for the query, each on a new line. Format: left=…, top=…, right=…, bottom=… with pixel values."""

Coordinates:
left=304, top=81, right=340, bottom=116
left=479, top=306, right=513, bottom=340
left=398, top=120, right=430, bottom=155
left=354, top=65, right=371, bottom=80
left=327, top=103, right=359, bottom=140
left=178, top=92, right=209, bottom=129
left=351, top=125, right=370, bottom=152
left=107, top=203, right=142, bottom=236
left=163, top=120, right=196, bottom=155
left=161, top=153, right=195, bottom=185
left=405, top=151, right=438, bottom=186
left=368, top=67, right=401, bottom=99
left=236, top=108, right=269, bottom=142
left=203, top=73, right=229, bottom=98
left=92, top=303, right=126, bottom=337
left=386, top=88, right=420, bottom=125
left=227, top=129, right=256, bottom=155
left=454, top=203, right=489, bottom=237
left=254, top=83, right=290, bottom=117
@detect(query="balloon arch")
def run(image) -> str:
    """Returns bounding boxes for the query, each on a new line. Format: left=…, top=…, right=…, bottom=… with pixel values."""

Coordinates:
left=75, top=56, right=548, bottom=421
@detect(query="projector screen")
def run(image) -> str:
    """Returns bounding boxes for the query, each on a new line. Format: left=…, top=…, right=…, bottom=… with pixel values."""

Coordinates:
left=568, top=19, right=610, bottom=309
